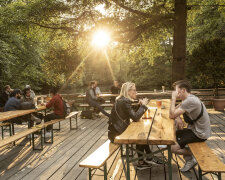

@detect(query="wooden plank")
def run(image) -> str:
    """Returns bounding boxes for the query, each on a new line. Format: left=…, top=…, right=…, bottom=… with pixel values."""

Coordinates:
left=189, top=142, right=225, bottom=172
left=0, top=128, right=38, bottom=148
left=18, top=119, right=107, bottom=180
left=79, top=140, right=119, bottom=168
left=66, top=111, right=78, bottom=118
left=0, top=118, right=90, bottom=179
left=37, top=121, right=108, bottom=180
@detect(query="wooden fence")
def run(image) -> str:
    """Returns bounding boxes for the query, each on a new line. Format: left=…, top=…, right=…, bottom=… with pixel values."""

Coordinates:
left=37, top=88, right=225, bottom=108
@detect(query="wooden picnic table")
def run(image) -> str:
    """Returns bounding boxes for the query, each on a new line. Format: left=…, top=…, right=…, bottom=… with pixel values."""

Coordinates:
left=0, top=105, right=46, bottom=122
left=114, top=99, right=175, bottom=180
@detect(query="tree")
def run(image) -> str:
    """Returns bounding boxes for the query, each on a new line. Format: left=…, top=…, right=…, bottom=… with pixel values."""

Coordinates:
left=187, top=38, right=225, bottom=96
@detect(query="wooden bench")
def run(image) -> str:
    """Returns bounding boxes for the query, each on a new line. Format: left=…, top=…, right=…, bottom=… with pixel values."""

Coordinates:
left=189, top=142, right=225, bottom=180
left=0, top=122, right=12, bottom=139
left=0, top=127, right=43, bottom=150
left=79, top=103, right=113, bottom=108
left=38, top=111, right=79, bottom=143
left=79, top=140, right=120, bottom=180
left=52, top=111, right=79, bottom=131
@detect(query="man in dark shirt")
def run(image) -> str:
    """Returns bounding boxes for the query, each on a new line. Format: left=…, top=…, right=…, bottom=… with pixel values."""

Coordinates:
left=0, top=85, right=11, bottom=111
left=4, top=89, right=22, bottom=112
left=4, top=89, right=23, bottom=124
left=110, top=80, right=120, bottom=103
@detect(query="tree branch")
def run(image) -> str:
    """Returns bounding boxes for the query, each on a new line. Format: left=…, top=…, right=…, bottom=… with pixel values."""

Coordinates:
left=110, top=0, right=173, bottom=19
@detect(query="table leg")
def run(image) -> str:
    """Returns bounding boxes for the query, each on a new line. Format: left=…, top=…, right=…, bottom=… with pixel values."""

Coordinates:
left=168, top=145, right=172, bottom=180
left=126, top=144, right=130, bottom=180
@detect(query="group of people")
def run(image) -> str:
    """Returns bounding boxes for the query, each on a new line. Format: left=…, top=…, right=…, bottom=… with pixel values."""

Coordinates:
left=0, top=85, right=66, bottom=137
left=0, top=80, right=211, bottom=172
left=108, top=80, right=211, bottom=172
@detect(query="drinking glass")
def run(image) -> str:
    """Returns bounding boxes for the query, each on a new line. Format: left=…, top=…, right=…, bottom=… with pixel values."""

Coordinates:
left=156, top=99, right=162, bottom=115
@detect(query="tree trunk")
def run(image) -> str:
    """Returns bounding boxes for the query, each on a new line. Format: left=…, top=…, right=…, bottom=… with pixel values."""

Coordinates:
left=172, top=0, right=187, bottom=84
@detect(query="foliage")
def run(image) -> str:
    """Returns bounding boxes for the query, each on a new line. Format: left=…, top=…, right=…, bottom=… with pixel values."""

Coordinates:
left=0, top=0, right=225, bottom=93
left=186, top=38, right=225, bottom=94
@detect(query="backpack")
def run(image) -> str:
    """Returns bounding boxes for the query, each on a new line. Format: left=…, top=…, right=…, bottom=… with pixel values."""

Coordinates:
left=62, top=100, right=69, bottom=117
left=81, top=110, right=92, bottom=119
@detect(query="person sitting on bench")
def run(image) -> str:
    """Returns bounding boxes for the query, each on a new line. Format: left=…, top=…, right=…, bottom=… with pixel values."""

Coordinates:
left=4, top=89, right=24, bottom=124
left=169, top=80, right=211, bottom=172
left=0, top=85, right=12, bottom=112
left=86, top=81, right=110, bottom=117
left=22, top=88, right=43, bottom=125
left=108, top=82, right=161, bottom=170
left=44, top=87, right=64, bottom=137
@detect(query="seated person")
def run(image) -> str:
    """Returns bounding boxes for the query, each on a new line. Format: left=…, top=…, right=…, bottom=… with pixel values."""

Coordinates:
left=25, top=85, right=35, bottom=100
left=0, top=85, right=12, bottom=112
left=110, top=80, right=120, bottom=103
left=4, top=89, right=24, bottom=124
left=86, top=81, right=110, bottom=117
left=169, top=80, right=211, bottom=172
left=22, top=88, right=43, bottom=125
left=44, top=87, right=64, bottom=137
left=94, top=81, right=101, bottom=95
left=108, top=82, right=160, bottom=170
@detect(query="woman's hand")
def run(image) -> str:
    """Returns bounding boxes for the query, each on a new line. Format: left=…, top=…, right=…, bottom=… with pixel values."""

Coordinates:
left=139, top=98, right=149, bottom=106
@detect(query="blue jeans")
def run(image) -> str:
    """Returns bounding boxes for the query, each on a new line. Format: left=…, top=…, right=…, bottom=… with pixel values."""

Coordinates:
left=87, top=100, right=110, bottom=117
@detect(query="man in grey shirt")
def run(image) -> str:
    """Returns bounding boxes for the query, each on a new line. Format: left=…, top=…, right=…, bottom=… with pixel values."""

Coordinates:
left=169, top=80, right=211, bottom=172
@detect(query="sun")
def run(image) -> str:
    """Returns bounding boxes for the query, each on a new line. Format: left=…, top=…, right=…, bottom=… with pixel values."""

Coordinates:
left=92, top=30, right=110, bottom=48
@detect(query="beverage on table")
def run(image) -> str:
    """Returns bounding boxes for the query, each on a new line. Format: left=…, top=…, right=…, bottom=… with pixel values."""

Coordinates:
left=156, top=99, right=162, bottom=115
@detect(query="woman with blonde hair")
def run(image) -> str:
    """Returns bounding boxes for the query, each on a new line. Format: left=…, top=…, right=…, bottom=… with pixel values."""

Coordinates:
left=108, top=82, right=157, bottom=170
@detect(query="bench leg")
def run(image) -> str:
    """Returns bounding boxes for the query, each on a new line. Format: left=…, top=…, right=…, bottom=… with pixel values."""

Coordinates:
left=1, top=126, right=3, bottom=139
left=11, top=123, right=15, bottom=146
left=76, top=114, right=78, bottom=129
left=53, top=122, right=60, bottom=131
left=44, top=128, right=54, bottom=144
left=32, top=130, right=43, bottom=150
left=89, top=168, right=92, bottom=180
left=218, top=172, right=221, bottom=180
left=168, top=145, right=172, bottom=180
left=198, top=165, right=202, bottom=180
left=104, top=163, right=107, bottom=180
left=70, top=115, right=78, bottom=130
left=126, top=144, right=130, bottom=180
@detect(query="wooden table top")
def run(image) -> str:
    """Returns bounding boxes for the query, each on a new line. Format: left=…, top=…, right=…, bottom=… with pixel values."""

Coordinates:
left=0, top=105, right=46, bottom=122
left=77, top=93, right=118, bottom=98
left=114, top=99, right=176, bottom=145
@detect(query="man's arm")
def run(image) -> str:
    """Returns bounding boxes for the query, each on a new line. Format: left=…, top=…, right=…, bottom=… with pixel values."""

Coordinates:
left=46, top=97, right=55, bottom=108
left=169, top=91, right=185, bottom=119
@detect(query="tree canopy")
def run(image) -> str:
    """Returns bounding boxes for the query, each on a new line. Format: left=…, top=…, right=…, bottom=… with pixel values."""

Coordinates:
left=0, top=0, right=224, bottom=93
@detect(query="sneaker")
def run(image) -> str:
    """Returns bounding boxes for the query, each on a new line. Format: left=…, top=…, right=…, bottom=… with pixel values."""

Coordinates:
left=136, top=161, right=152, bottom=170
left=180, top=157, right=197, bottom=172
left=145, top=158, right=163, bottom=165
left=157, top=145, right=167, bottom=149
left=31, top=115, right=42, bottom=124
left=45, top=132, right=52, bottom=138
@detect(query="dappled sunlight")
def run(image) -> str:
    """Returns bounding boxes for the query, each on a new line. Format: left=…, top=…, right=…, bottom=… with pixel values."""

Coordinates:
left=103, top=50, right=116, bottom=81
left=59, top=50, right=93, bottom=93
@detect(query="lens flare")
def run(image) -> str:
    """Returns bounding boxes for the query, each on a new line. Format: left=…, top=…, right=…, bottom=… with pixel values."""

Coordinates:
left=92, top=30, right=110, bottom=47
